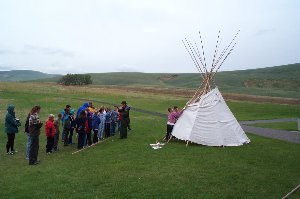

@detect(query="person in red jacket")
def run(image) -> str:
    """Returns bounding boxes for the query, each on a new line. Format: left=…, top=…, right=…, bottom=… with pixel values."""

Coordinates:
left=45, top=114, right=56, bottom=154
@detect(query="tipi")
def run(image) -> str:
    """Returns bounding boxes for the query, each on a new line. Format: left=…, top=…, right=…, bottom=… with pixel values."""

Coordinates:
left=171, top=30, right=250, bottom=146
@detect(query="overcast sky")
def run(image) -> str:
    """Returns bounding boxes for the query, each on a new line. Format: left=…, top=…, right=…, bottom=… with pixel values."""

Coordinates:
left=0, top=0, right=299, bottom=74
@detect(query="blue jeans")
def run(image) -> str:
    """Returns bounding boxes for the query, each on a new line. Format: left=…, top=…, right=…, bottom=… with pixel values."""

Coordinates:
left=98, top=122, right=105, bottom=139
left=110, top=122, right=116, bottom=136
left=26, top=133, right=31, bottom=158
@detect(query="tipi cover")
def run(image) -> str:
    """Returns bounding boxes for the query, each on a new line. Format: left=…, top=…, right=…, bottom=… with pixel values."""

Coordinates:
left=172, top=87, right=250, bottom=146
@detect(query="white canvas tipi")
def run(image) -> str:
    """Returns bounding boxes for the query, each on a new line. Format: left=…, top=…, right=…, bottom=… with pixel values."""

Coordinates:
left=171, top=31, right=250, bottom=146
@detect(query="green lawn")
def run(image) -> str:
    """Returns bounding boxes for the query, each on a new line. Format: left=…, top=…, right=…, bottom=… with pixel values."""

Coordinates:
left=250, top=122, right=298, bottom=131
left=0, top=82, right=300, bottom=199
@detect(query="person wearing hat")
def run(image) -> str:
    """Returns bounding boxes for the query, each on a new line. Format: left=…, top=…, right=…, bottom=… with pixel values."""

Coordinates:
left=5, top=104, right=21, bottom=155
left=118, top=101, right=130, bottom=139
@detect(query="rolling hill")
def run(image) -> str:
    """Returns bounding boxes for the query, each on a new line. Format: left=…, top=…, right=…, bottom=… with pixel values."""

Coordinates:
left=2, top=63, right=300, bottom=98
left=0, top=70, right=60, bottom=82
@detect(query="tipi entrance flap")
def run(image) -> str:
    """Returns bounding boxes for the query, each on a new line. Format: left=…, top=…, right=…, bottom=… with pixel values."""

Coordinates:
left=171, top=104, right=199, bottom=141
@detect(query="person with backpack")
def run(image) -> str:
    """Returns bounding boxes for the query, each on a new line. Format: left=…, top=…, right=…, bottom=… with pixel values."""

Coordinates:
left=5, top=104, right=21, bottom=155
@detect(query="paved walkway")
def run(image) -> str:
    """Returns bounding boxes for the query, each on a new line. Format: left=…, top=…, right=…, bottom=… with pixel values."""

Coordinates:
left=74, top=98, right=300, bottom=144
left=241, top=125, right=300, bottom=144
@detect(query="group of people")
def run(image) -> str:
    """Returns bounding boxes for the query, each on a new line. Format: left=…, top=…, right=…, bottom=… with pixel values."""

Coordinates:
left=4, top=100, right=131, bottom=166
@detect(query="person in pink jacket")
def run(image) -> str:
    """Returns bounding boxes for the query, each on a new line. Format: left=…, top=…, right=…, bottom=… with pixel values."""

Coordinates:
left=165, top=106, right=183, bottom=141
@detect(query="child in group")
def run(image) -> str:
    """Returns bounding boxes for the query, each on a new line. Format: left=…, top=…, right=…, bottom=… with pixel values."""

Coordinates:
left=53, top=113, right=62, bottom=151
left=92, top=109, right=100, bottom=143
left=45, top=114, right=56, bottom=154
left=68, top=110, right=76, bottom=145
left=75, top=110, right=87, bottom=149
left=110, top=106, right=119, bottom=136
left=104, top=107, right=112, bottom=138
left=97, top=108, right=106, bottom=140
left=86, top=109, right=93, bottom=146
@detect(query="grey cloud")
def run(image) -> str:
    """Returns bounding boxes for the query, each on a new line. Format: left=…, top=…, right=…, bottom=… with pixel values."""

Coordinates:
left=0, top=49, right=13, bottom=55
left=0, top=64, right=14, bottom=70
left=24, top=45, right=75, bottom=57
left=252, top=28, right=276, bottom=37
left=116, top=65, right=142, bottom=72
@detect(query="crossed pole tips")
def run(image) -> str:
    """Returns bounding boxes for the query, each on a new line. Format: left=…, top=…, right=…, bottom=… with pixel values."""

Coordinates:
left=71, top=138, right=109, bottom=155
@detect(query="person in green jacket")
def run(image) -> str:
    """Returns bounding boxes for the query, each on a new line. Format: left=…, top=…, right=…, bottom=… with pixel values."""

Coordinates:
left=5, top=104, right=21, bottom=155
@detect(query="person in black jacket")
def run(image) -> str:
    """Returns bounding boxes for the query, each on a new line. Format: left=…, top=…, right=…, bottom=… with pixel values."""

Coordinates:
left=75, top=110, right=87, bottom=149
left=118, top=101, right=130, bottom=139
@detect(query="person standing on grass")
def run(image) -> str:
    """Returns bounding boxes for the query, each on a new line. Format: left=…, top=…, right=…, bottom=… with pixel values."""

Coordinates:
left=75, top=110, right=87, bottom=149
left=45, top=114, right=56, bottom=154
left=98, top=108, right=106, bottom=140
left=118, top=101, right=130, bottom=139
left=62, top=105, right=71, bottom=146
left=24, top=113, right=31, bottom=159
left=5, top=104, right=21, bottom=155
left=110, top=106, right=119, bottom=136
left=126, top=105, right=132, bottom=131
left=104, top=107, right=112, bottom=138
left=68, top=110, right=76, bottom=145
left=164, top=106, right=183, bottom=141
left=86, top=109, right=93, bottom=146
left=53, top=113, right=62, bottom=151
left=92, top=109, right=100, bottom=143
left=28, top=105, right=42, bottom=165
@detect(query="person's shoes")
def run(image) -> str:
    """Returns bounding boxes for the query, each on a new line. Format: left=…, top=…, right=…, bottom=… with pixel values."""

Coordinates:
left=11, top=150, right=18, bottom=153
left=6, top=152, right=11, bottom=155
left=29, top=161, right=39, bottom=165
left=46, top=152, right=51, bottom=155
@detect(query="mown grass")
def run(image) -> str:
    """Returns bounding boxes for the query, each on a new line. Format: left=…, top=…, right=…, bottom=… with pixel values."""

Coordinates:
left=0, top=82, right=300, bottom=199
left=250, top=122, right=298, bottom=131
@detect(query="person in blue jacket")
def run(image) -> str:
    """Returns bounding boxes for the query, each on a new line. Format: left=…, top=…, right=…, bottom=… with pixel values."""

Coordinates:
left=5, top=104, right=21, bottom=155
left=92, top=109, right=100, bottom=143
left=76, top=102, right=89, bottom=118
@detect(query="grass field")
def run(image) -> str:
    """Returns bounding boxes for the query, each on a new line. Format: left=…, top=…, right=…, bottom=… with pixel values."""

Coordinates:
left=0, top=82, right=300, bottom=199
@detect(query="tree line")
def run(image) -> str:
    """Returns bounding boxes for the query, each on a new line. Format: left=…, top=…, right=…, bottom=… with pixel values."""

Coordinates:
left=58, top=74, right=93, bottom=86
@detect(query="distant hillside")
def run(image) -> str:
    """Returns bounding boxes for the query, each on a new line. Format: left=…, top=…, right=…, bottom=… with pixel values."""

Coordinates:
left=0, top=70, right=60, bottom=82
left=23, top=63, right=300, bottom=98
